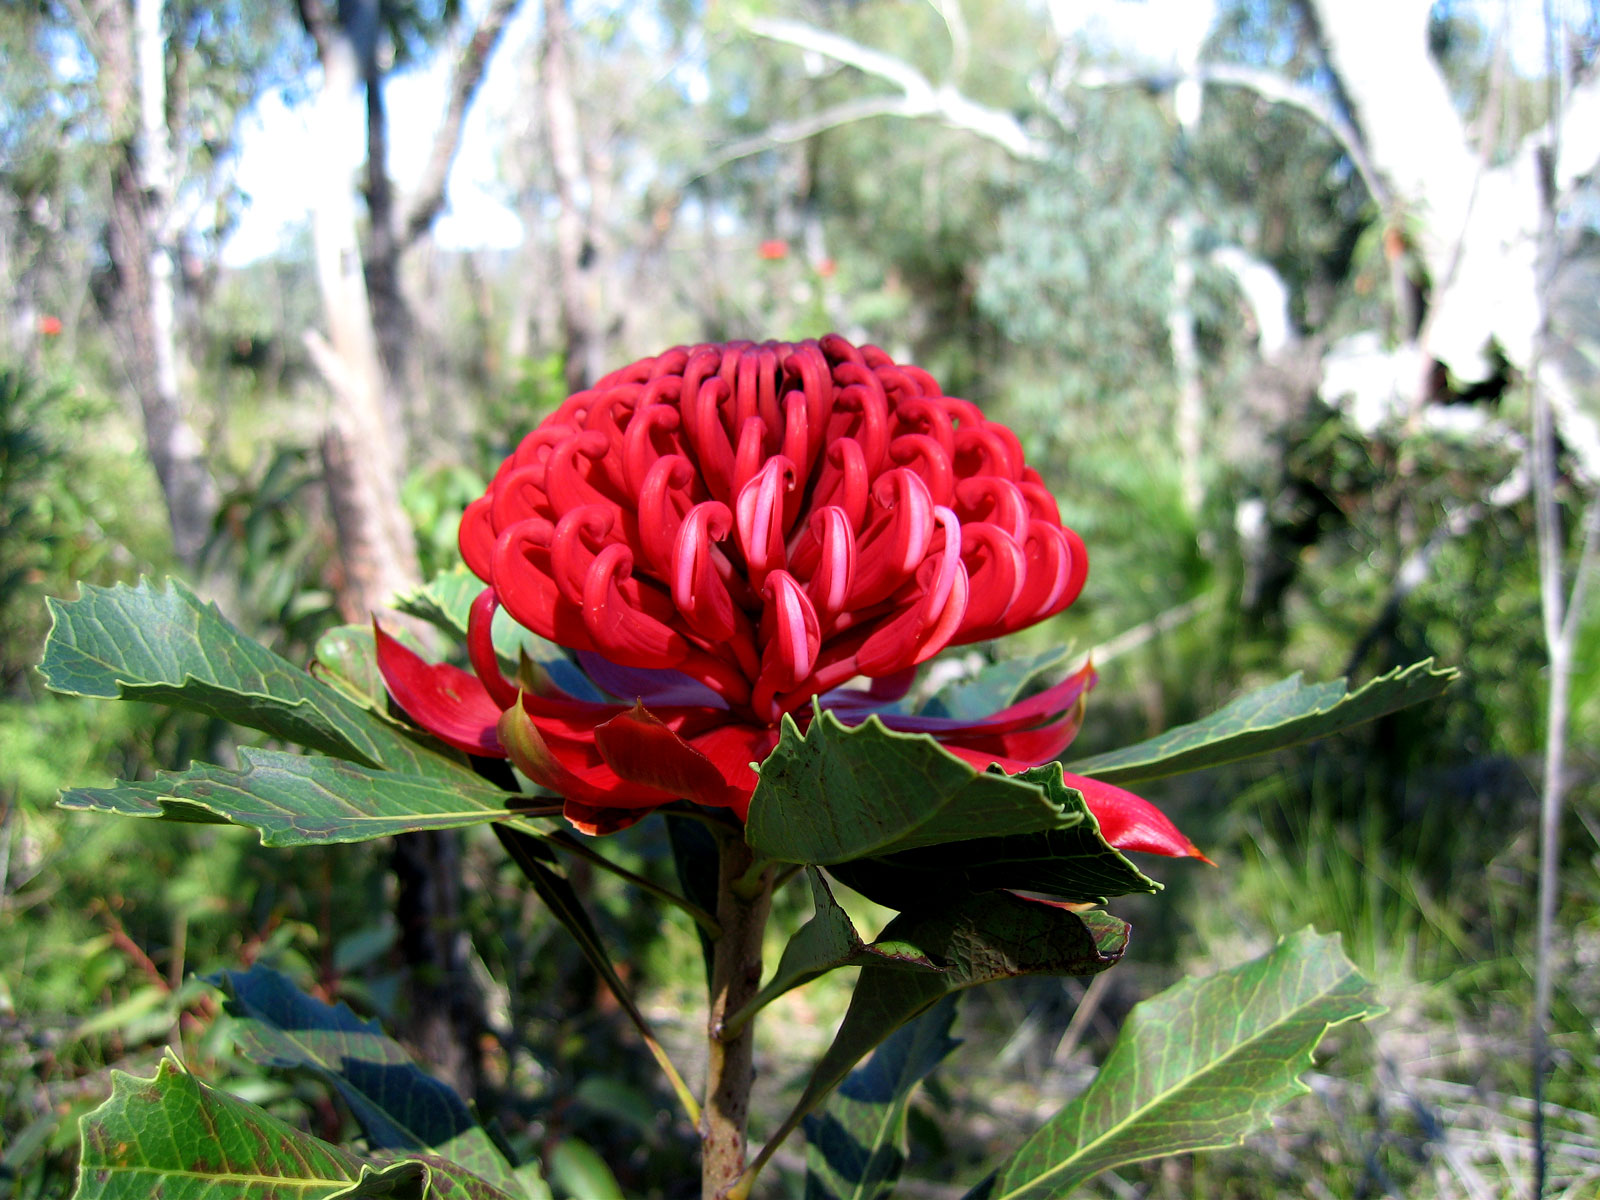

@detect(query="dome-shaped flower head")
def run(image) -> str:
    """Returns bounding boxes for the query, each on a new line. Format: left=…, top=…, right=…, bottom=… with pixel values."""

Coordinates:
left=377, top=335, right=1202, bottom=858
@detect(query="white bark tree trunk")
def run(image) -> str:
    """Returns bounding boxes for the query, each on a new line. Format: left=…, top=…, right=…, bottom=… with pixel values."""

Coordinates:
left=305, top=19, right=421, bottom=620
left=101, top=0, right=221, bottom=570
left=1306, top=0, right=1599, bottom=404
left=542, top=0, right=605, bottom=393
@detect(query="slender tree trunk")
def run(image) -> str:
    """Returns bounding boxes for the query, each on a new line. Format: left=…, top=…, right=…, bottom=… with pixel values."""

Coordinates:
left=302, top=9, right=419, bottom=622
left=354, top=0, right=416, bottom=450
left=297, top=0, right=527, bottom=1106
left=391, top=825, right=487, bottom=1104
left=95, top=0, right=220, bottom=570
left=541, top=0, right=604, bottom=392
left=301, top=3, right=464, bottom=1097
left=1166, top=211, right=1204, bottom=515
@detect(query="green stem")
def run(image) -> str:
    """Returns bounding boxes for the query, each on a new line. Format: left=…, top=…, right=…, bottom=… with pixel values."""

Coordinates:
left=701, top=835, right=774, bottom=1200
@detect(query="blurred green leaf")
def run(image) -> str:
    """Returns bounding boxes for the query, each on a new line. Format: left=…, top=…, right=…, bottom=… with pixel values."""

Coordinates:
left=69, top=985, right=171, bottom=1043
left=41, top=578, right=473, bottom=781
left=59, top=748, right=531, bottom=845
left=1067, top=660, right=1457, bottom=784
left=73, top=1058, right=520, bottom=1199
left=970, top=929, right=1383, bottom=1199
left=545, top=1138, right=624, bottom=1200
left=918, top=646, right=1075, bottom=721
left=804, top=997, right=961, bottom=1200
left=209, top=965, right=528, bottom=1195
left=572, top=1077, right=660, bottom=1139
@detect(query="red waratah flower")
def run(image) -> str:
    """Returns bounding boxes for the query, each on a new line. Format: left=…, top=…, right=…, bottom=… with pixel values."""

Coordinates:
left=377, top=335, right=1202, bottom=859
left=757, top=240, right=789, bottom=261
left=38, top=315, right=62, bottom=337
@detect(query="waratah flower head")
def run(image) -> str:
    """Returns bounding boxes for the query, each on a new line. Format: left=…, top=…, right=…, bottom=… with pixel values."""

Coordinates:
left=458, top=335, right=1086, bottom=724
left=378, top=334, right=1200, bottom=857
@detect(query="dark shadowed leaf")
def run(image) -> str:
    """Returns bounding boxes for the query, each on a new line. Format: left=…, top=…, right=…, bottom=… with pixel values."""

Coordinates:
left=1067, top=660, right=1456, bottom=784
left=747, top=711, right=1081, bottom=864
left=726, top=870, right=938, bottom=1034
left=209, top=966, right=527, bottom=1196
left=803, top=997, right=961, bottom=1200
left=824, top=760, right=1157, bottom=909
left=59, top=748, right=539, bottom=846
left=73, top=1059, right=520, bottom=1200
left=666, top=813, right=724, bottom=994
left=969, top=929, right=1383, bottom=1199
left=41, top=578, right=472, bottom=781
left=763, top=895, right=1128, bottom=1161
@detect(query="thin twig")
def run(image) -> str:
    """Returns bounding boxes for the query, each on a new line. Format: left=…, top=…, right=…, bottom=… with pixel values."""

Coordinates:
left=1052, top=969, right=1114, bottom=1068
left=1088, top=595, right=1207, bottom=664
left=532, top=824, right=723, bottom=936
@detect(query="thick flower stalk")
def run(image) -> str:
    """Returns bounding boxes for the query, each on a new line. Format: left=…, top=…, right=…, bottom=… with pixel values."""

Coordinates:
left=378, top=335, right=1200, bottom=858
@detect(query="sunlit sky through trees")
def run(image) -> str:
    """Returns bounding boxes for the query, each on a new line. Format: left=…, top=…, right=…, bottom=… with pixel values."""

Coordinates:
left=219, top=0, right=1574, bottom=267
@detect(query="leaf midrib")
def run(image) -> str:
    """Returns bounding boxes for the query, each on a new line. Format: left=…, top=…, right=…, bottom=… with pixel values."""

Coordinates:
left=989, top=966, right=1365, bottom=1200
left=82, top=1162, right=356, bottom=1190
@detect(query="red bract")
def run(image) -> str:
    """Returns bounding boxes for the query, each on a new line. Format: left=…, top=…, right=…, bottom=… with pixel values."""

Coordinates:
left=377, top=335, right=1203, bottom=859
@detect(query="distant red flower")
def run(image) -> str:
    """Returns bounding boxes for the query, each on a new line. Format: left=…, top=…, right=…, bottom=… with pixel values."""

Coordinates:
left=816, top=258, right=837, bottom=278
left=378, top=336, right=1201, bottom=858
left=757, top=240, right=789, bottom=261
left=38, top=315, right=62, bottom=337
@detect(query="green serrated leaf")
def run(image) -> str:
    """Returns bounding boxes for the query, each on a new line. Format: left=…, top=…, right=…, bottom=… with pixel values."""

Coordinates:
left=767, top=895, right=1128, bottom=1162
left=72, top=1058, right=516, bottom=1200
left=209, top=965, right=527, bottom=1196
left=1067, top=660, right=1457, bottom=784
left=41, top=578, right=470, bottom=781
left=973, top=929, right=1384, bottom=1200
left=394, top=568, right=484, bottom=638
left=747, top=711, right=1076, bottom=865
left=59, top=748, right=534, bottom=846
left=804, top=997, right=961, bottom=1200
left=727, top=870, right=938, bottom=1034
left=394, top=570, right=604, bottom=702
left=919, top=646, right=1075, bottom=721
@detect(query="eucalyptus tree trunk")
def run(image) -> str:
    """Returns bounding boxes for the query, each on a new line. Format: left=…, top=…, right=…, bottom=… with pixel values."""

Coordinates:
left=94, top=0, right=220, bottom=570
left=298, top=0, right=482, bottom=1103
left=300, top=4, right=420, bottom=624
